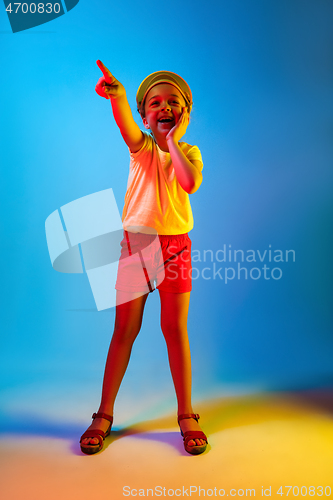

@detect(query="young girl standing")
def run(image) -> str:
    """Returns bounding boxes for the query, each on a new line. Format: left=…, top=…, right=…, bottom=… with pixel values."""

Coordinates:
left=80, top=60, right=208, bottom=455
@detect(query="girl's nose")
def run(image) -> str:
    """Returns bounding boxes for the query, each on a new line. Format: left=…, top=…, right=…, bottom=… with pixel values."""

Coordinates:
left=161, top=102, right=171, bottom=111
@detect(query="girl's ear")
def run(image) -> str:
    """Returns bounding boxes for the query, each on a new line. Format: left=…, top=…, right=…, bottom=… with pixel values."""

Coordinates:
left=142, top=117, right=150, bottom=129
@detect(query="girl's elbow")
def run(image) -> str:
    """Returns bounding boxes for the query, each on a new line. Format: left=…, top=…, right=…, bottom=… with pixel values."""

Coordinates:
left=187, top=185, right=197, bottom=194
left=188, top=174, right=203, bottom=194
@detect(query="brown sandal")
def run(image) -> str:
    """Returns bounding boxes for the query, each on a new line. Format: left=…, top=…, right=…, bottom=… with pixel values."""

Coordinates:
left=80, top=412, right=113, bottom=455
left=178, top=413, right=208, bottom=455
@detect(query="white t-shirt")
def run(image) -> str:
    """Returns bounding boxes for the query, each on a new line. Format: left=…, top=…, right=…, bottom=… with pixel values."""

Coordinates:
left=122, top=132, right=203, bottom=235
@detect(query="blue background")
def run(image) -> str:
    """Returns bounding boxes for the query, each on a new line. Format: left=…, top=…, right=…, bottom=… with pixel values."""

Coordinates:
left=1, top=0, right=332, bottom=415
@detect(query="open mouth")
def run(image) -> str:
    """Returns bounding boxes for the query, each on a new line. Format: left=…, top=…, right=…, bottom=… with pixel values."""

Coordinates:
left=158, top=117, right=174, bottom=123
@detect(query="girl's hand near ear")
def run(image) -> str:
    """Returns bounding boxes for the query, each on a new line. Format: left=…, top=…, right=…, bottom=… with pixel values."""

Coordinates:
left=166, top=107, right=190, bottom=144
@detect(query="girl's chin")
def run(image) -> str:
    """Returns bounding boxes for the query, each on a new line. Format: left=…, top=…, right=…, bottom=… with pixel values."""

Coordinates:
left=153, top=128, right=171, bottom=139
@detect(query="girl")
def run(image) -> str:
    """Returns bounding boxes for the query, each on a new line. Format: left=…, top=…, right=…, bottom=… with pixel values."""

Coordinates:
left=80, top=61, right=207, bottom=455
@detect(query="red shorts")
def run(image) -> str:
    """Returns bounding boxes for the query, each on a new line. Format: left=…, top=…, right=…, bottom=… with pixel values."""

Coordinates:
left=115, top=231, right=192, bottom=294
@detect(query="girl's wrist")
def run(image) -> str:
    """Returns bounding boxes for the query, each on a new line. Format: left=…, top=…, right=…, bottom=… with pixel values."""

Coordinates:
left=110, top=90, right=127, bottom=101
left=166, top=135, right=179, bottom=147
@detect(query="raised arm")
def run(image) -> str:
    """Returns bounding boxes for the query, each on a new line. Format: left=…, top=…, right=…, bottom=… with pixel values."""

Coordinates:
left=95, top=60, right=144, bottom=153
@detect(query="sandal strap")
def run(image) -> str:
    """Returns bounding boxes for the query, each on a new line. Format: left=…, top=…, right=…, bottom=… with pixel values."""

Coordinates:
left=92, top=412, right=113, bottom=423
left=80, top=429, right=105, bottom=446
left=177, top=413, right=200, bottom=424
left=183, top=430, right=208, bottom=446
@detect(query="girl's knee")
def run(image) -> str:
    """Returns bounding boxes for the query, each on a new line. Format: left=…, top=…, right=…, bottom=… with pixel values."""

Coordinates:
left=161, top=321, right=188, bottom=342
left=112, top=324, right=141, bottom=344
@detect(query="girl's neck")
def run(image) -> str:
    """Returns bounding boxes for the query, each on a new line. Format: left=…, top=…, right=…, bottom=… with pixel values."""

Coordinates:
left=152, top=133, right=169, bottom=153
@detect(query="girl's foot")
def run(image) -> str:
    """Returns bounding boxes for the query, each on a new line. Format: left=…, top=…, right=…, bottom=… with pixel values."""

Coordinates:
left=178, top=413, right=208, bottom=455
left=80, top=412, right=113, bottom=454
left=178, top=417, right=206, bottom=446
left=81, top=416, right=111, bottom=446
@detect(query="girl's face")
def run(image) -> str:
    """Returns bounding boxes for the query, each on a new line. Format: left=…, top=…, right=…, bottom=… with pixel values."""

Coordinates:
left=142, top=83, right=186, bottom=139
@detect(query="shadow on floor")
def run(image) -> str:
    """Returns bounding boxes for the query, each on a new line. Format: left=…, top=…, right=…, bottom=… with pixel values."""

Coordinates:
left=1, top=388, right=332, bottom=456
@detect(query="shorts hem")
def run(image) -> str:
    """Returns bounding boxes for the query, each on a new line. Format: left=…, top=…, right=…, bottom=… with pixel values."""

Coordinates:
left=115, top=285, right=151, bottom=293
left=156, top=285, right=192, bottom=293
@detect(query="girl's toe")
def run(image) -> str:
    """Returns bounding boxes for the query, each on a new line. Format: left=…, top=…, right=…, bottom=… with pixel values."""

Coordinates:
left=83, top=437, right=98, bottom=445
left=195, top=438, right=205, bottom=446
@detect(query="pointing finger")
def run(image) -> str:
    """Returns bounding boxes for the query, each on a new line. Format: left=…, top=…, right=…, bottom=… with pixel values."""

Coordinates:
left=96, top=60, right=114, bottom=84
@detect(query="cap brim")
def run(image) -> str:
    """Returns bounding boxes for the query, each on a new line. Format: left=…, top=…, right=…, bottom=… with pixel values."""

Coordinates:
left=136, top=71, right=192, bottom=112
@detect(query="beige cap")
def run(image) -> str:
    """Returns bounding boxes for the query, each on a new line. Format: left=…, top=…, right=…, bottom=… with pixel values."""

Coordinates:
left=136, top=71, right=193, bottom=116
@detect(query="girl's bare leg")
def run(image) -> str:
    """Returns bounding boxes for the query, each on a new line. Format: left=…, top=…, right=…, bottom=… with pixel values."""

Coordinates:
left=81, top=291, right=149, bottom=446
left=159, top=290, right=205, bottom=447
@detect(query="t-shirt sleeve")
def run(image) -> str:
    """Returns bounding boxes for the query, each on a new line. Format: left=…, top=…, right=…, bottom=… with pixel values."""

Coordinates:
left=185, top=145, right=204, bottom=171
left=129, top=131, right=152, bottom=159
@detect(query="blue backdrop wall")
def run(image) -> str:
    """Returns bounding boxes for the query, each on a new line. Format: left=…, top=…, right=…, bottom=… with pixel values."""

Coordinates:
left=1, top=0, right=332, bottom=409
